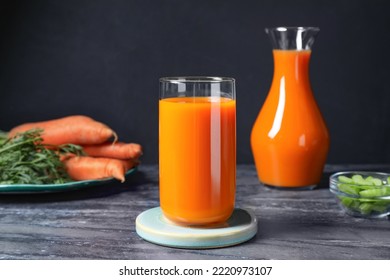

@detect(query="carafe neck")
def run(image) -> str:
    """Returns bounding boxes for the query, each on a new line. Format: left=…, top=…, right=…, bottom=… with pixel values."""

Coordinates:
left=272, top=50, right=311, bottom=84
left=265, top=27, right=319, bottom=51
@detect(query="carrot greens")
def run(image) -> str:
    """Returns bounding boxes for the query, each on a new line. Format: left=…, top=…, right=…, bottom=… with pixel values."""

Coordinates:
left=0, top=129, right=83, bottom=184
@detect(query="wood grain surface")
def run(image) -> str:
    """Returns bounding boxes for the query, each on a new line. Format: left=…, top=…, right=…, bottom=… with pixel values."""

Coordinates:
left=1, top=165, right=389, bottom=260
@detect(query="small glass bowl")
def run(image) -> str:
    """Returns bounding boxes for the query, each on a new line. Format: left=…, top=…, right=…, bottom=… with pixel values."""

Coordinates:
left=329, top=171, right=390, bottom=218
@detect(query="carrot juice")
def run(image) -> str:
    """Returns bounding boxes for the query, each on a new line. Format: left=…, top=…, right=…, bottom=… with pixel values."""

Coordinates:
left=159, top=96, right=236, bottom=225
left=251, top=50, right=329, bottom=188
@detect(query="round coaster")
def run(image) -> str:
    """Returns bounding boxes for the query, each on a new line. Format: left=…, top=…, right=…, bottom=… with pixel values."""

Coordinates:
left=135, top=207, right=257, bottom=249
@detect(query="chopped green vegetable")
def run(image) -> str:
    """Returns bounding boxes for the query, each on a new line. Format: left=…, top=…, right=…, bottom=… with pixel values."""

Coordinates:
left=0, top=129, right=84, bottom=184
left=340, top=197, right=353, bottom=207
left=338, top=175, right=354, bottom=184
left=359, top=203, right=373, bottom=215
left=339, top=197, right=361, bottom=211
left=371, top=204, right=388, bottom=212
left=352, top=174, right=371, bottom=185
left=337, top=183, right=360, bottom=195
left=365, top=176, right=383, bottom=186
left=359, top=187, right=390, bottom=198
left=336, top=173, right=390, bottom=217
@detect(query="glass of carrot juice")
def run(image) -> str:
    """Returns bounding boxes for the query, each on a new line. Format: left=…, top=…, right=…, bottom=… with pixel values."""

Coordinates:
left=159, top=77, right=236, bottom=226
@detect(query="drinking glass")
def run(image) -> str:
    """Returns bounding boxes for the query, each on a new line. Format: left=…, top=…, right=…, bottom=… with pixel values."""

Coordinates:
left=159, top=77, right=236, bottom=225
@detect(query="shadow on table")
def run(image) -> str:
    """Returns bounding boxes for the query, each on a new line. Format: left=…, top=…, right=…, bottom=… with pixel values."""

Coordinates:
left=0, top=169, right=156, bottom=203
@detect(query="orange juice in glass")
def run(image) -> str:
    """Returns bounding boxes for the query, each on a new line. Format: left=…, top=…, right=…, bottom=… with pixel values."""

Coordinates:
left=159, top=77, right=236, bottom=225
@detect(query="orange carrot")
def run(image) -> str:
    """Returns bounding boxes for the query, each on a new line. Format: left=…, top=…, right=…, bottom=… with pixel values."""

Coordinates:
left=9, top=115, right=117, bottom=145
left=63, top=156, right=135, bottom=182
left=82, top=142, right=142, bottom=160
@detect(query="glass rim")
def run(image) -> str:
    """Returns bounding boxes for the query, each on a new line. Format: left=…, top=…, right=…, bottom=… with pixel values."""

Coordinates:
left=265, top=26, right=320, bottom=33
left=159, top=76, right=235, bottom=83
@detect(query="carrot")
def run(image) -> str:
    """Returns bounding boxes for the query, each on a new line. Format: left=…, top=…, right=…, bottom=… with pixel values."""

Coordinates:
left=82, top=142, right=142, bottom=160
left=63, top=156, right=135, bottom=182
left=8, top=115, right=117, bottom=145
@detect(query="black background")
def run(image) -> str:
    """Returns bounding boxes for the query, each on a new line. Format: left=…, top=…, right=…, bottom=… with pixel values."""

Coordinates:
left=0, top=0, right=389, bottom=164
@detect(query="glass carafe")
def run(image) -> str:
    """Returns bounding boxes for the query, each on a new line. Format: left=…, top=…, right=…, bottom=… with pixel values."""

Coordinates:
left=251, top=27, right=330, bottom=189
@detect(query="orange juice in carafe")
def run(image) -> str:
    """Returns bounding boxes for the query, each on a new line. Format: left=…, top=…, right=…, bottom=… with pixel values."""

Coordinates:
left=251, top=27, right=329, bottom=189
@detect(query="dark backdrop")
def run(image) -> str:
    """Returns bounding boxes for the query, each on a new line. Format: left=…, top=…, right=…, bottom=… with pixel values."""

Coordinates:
left=0, top=0, right=389, bottom=164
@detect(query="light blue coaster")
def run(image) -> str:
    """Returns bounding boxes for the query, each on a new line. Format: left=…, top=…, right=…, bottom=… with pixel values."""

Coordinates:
left=135, top=207, right=257, bottom=249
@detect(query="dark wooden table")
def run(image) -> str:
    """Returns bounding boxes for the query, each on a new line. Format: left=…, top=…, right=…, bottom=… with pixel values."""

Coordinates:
left=1, top=164, right=389, bottom=260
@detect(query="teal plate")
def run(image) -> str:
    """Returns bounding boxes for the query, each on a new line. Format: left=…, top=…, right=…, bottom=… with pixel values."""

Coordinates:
left=136, top=207, right=258, bottom=249
left=0, top=167, right=137, bottom=194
